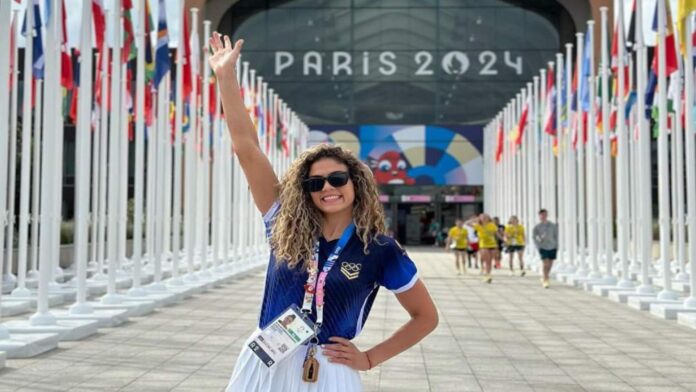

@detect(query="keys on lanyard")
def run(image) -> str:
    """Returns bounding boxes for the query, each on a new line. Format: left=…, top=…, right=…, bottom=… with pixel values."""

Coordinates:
left=300, top=223, right=355, bottom=383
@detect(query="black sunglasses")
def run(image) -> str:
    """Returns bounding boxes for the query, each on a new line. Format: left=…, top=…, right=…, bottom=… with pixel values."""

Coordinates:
left=303, top=171, right=350, bottom=193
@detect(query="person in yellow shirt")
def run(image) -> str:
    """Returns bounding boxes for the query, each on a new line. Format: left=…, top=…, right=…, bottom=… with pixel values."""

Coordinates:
left=466, top=214, right=498, bottom=283
left=445, top=219, right=468, bottom=275
left=504, top=215, right=526, bottom=277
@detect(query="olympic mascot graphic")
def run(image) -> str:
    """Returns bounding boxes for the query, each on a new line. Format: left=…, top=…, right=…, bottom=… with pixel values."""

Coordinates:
left=367, top=151, right=416, bottom=185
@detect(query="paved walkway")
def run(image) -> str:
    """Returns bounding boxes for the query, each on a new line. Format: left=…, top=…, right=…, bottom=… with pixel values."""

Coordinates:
left=2, top=248, right=696, bottom=391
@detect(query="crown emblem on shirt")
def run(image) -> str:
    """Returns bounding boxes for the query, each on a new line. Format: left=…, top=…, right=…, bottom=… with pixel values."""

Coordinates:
left=340, top=262, right=362, bottom=280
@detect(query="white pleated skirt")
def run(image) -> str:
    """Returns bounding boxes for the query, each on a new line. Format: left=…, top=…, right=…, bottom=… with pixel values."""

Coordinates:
left=226, top=330, right=362, bottom=392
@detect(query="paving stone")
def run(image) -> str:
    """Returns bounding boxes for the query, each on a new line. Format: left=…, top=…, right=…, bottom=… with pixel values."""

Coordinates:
left=1, top=249, right=695, bottom=391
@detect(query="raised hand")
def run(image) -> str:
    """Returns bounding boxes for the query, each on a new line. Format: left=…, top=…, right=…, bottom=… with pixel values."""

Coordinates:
left=208, top=32, right=243, bottom=81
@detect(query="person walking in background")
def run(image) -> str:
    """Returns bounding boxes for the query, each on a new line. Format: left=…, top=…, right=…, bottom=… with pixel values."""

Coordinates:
left=445, top=219, right=468, bottom=275
left=466, top=214, right=498, bottom=284
left=504, top=215, right=526, bottom=276
left=464, top=222, right=479, bottom=271
left=430, top=220, right=444, bottom=247
left=533, top=209, right=558, bottom=289
left=493, top=217, right=505, bottom=269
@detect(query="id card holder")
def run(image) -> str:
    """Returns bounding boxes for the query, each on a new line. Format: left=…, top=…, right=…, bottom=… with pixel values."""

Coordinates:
left=248, top=305, right=316, bottom=368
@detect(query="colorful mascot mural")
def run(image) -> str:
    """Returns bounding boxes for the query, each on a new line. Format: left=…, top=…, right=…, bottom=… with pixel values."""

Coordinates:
left=308, top=125, right=483, bottom=186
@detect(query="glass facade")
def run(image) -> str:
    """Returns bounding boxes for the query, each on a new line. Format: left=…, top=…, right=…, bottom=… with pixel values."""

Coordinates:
left=218, top=0, right=577, bottom=244
left=219, top=0, right=575, bottom=125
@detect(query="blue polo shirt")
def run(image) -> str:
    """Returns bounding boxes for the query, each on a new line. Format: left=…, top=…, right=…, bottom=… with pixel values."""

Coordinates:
left=258, top=202, right=418, bottom=344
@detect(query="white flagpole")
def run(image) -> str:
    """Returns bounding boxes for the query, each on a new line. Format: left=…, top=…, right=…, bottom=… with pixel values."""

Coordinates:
left=103, top=0, right=123, bottom=304
left=672, top=26, right=687, bottom=283
left=95, top=13, right=110, bottom=282
left=162, top=78, right=173, bottom=266
left=28, top=79, right=43, bottom=281
left=616, top=0, right=633, bottom=288
left=683, top=13, right=696, bottom=308
left=14, top=0, right=35, bottom=297
left=587, top=20, right=601, bottom=280
left=575, top=31, right=588, bottom=278
left=129, top=0, right=147, bottom=296
left=4, top=9, right=21, bottom=290
left=118, top=65, right=129, bottom=277
left=600, top=6, right=616, bottom=284
left=30, top=0, right=61, bottom=324
left=171, top=0, right=186, bottom=285
left=50, top=4, right=68, bottom=288
left=656, top=0, right=678, bottom=300
left=565, top=42, right=576, bottom=272
left=183, top=10, right=199, bottom=282
left=197, top=19, right=212, bottom=279
left=0, top=0, right=13, bottom=331
left=70, top=0, right=95, bottom=313
left=555, top=53, right=564, bottom=268
left=151, top=74, right=166, bottom=290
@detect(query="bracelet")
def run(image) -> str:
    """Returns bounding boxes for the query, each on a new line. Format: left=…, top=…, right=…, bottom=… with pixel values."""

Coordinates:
left=365, top=351, right=373, bottom=370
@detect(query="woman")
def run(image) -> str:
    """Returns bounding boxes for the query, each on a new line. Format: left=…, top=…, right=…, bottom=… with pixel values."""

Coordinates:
left=504, top=216, right=526, bottom=276
left=445, top=218, right=468, bottom=275
left=466, top=214, right=498, bottom=283
left=464, top=223, right=479, bottom=270
left=208, top=34, right=439, bottom=391
left=492, top=217, right=505, bottom=270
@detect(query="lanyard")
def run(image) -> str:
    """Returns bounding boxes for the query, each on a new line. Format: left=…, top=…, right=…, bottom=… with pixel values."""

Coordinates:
left=301, top=223, right=355, bottom=328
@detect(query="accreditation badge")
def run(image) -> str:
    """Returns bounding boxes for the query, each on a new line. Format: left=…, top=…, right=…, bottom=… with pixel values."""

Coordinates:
left=248, top=305, right=316, bottom=368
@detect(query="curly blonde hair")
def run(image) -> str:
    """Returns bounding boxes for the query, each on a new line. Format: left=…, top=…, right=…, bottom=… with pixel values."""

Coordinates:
left=270, top=144, right=386, bottom=270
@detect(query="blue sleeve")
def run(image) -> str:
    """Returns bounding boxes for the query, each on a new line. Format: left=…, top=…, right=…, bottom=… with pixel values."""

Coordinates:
left=262, top=201, right=281, bottom=240
left=378, top=238, right=419, bottom=293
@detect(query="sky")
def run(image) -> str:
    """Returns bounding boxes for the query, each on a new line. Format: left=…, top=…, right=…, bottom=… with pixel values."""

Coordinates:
left=8, top=0, right=688, bottom=49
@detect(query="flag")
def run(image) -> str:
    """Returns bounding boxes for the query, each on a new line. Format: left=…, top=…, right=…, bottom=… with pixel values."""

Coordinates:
left=627, top=0, right=637, bottom=48
left=652, top=0, right=679, bottom=76
left=559, top=62, right=568, bottom=128
left=60, top=0, right=73, bottom=89
left=22, top=0, right=44, bottom=79
left=154, top=0, right=171, bottom=88
left=495, top=121, right=504, bottom=162
left=208, top=76, right=217, bottom=118
left=514, top=95, right=530, bottom=145
left=69, top=49, right=81, bottom=123
left=92, top=0, right=106, bottom=51
left=182, top=9, right=192, bottom=100
left=122, top=0, right=136, bottom=63
left=543, top=66, right=557, bottom=136
left=678, top=0, right=696, bottom=54
left=9, top=12, right=17, bottom=90
left=611, top=0, right=632, bottom=97
left=580, top=31, right=591, bottom=112
left=144, top=0, right=155, bottom=83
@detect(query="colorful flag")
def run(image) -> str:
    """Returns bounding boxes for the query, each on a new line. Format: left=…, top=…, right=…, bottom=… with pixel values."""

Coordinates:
left=154, top=0, right=171, bottom=88
left=60, top=0, right=73, bottom=89
left=22, top=0, right=44, bottom=79
left=495, top=121, right=504, bottom=162
left=144, top=0, right=155, bottom=83
left=678, top=0, right=696, bottom=54
left=543, top=65, right=557, bottom=136
left=652, top=0, right=679, bottom=76
left=514, top=95, right=530, bottom=146
left=9, top=12, right=17, bottom=90
left=182, top=9, right=193, bottom=100
left=122, top=0, right=137, bottom=63
left=92, top=0, right=106, bottom=51
left=580, top=31, right=591, bottom=112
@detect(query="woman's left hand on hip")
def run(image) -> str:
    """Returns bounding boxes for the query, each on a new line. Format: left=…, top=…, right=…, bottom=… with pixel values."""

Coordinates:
left=321, top=337, right=370, bottom=371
